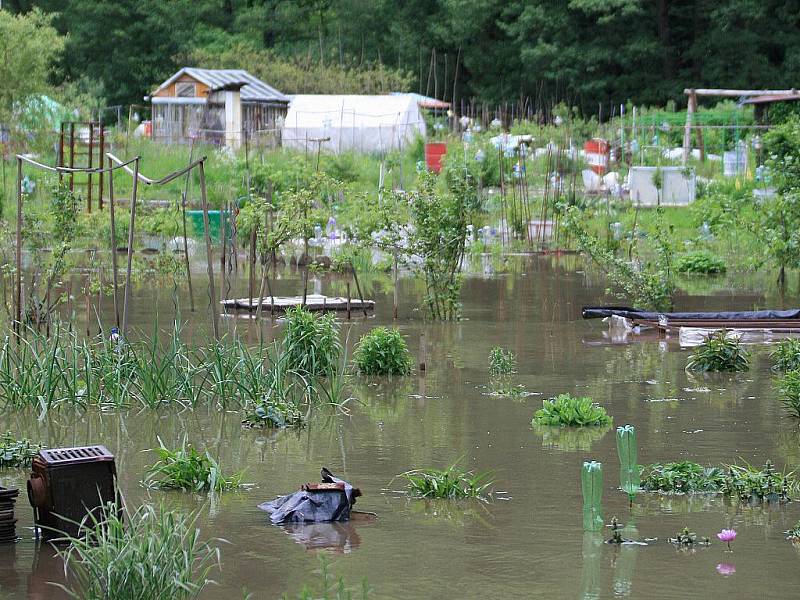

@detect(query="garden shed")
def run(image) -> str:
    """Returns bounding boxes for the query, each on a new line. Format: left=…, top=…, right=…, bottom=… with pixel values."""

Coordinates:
left=282, top=94, right=426, bottom=154
left=150, top=68, right=289, bottom=147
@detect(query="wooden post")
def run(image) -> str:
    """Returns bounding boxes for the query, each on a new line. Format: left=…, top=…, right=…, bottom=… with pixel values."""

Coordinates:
left=107, top=157, right=120, bottom=328
left=87, top=122, right=94, bottom=213
left=682, top=90, right=696, bottom=165
left=351, top=262, right=368, bottom=317
left=199, top=161, right=220, bottom=340
left=393, top=254, right=398, bottom=319
left=220, top=204, right=227, bottom=305
left=346, top=281, right=351, bottom=320
left=58, top=123, right=65, bottom=183
left=301, top=267, right=308, bottom=307
left=98, top=124, right=105, bottom=209
left=248, top=228, right=256, bottom=303
left=418, top=331, right=426, bottom=372
left=15, top=157, right=23, bottom=337
left=121, top=158, right=140, bottom=335
left=181, top=140, right=196, bottom=312
left=68, top=122, right=75, bottom=192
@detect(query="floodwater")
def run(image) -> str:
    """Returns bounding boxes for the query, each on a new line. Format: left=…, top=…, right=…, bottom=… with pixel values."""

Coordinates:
left=2, top=255, right=800, bottom=599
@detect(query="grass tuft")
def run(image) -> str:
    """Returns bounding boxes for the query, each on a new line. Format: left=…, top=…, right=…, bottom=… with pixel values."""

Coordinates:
left=396, top=463, right=493, bottom=500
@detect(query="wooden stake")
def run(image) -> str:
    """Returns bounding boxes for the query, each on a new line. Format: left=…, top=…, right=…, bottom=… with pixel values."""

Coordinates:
left=107, top=157, right=120, bottom=328
left=301, top=267, right=308, bottom=307
left=351, top=262, right=368, bottom=317
left=418, top=331, right=426, bottom=372
left=181, top=139, right=195, bottom=312
left=121, top=158, right=140, bottom=336
left=15, top=157, right=22, bottom=337
left=199, top=162, right=220, bottom=340
left=346, top=281, right=351, bottom=320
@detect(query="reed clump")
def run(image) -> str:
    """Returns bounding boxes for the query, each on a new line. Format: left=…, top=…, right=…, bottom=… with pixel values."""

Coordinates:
left=396, top=463, right=493, bottom=500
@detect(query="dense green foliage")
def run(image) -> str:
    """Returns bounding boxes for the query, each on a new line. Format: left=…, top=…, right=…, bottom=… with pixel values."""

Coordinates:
left=144, top=441, right=242, bottom=492
left=282, top=307, right=340, bottom=378
left=532, top=394, right=612, bottom=427
left=771, top=339, right=800, bottom=373
left=9, top=1, right=800, bottom=110
left=353, top=327, right=412, bottom=376
left=776, top=369, right=800, bottom=418
left=675, top=251, right=726, bottom=274
left=55, top=503, right=220, bottom=600
left=685, top=331, right=750, bottom=372
left=397, top=464, right=493, bottom=500
left=640, top=461, right=726, bottom=493
left=488, top=347, right=516, bottom=377
left=0, top=431, right=43, bottom=468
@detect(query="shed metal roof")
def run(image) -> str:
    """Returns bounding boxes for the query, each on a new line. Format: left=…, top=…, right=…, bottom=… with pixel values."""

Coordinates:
left=153, top=68, right=289, bottom=104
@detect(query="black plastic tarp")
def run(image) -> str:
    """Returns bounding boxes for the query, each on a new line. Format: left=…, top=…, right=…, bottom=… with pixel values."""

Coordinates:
left=258, top=468, right=359, bottom=525
left=582, top=306, right=800, bottom=321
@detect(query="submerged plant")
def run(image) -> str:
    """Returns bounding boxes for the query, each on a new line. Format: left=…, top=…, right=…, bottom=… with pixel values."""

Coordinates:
left=488, top=347, right=516, bottom=376
left=283, top=307, right=341, bottom=378
left=352, top=327, right=412, bottom=376
left=144, top=440, right=242, bottom=492
left=0, top=431, right=43, bottom=468
left=395, top=463, right=493, bottom=500
left=777, top=369, right=800, bottom=418
left=55, top=502, right=221, bottom=600
left=669, top=526, right=710, bottom=547
left=675, top=251, right=727, bottom=274
left=785, top=520, right=800, bottom=542
left=283, top=555, right=370, bottom=600
left=532, top=394, right=612, bottom=427
left=771, top=339, right=800, bottom=372
left=685, top=331, right=750, bottom=372
left=722, top=460, right=795, bottom=503
left=640, top=461, right=726, bottom=494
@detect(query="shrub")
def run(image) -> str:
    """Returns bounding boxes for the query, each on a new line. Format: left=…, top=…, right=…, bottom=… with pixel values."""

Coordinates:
left=532, top=394, right=612, bottom=427
left=771, top=339, right=800, bottom=372
left=640, top=461, right=726, bottom=493
left=675, top=251, right=727, bottom=274
left=777, top=369, right=800, bottom=418
left=283, top=307, right=340, bottom=378
left=0, top=431, right=43, bottom=468
left=685, top=330, right=749, bottom=372
left=396, top=463, right=493, bottom=499
left=353, top=327, right=412, bottom=375
left=55, top=503, right=220, bottom=600
left=488, top=347, right=516, bottom=376
left=144, top=440, right=242, bottom=492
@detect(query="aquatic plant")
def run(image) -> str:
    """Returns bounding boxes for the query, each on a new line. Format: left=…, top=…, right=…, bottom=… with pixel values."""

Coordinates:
left=717, top=528, right=736, bottom=551
left=669, top=526, right=710, bottom=547
left=770, top=339, right=800, bottom=372
left=640, top=461, right=726, bottom=493
left=785, top=520, right=800, bottom=542
left=532, top=394, right=612, bottom=427
left=488, top=346, right=516, bottom=376
left=675, top=251, right=727, bottom=274
left=144, top=440, right=243, bottom=493
left=0, top=431, right=43, bottom=468
left=283, top=555, right=370, bottom=600
left=721, top=460, right=795, bottom=503
left=777, top=369, right=800, bottom=418
left=283, top=307, right=341, bottom=378
left=396, top=463, right=493, bottom=500
left=582, top=461, right=604, bottom=532
left=55, top=502, right=221, bottom=600
left=685, top=331, right=750, bottom=372
left=353, top=327, right=412, bottom=376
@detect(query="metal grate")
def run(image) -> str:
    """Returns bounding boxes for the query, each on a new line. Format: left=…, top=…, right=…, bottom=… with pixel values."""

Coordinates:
left=38, top=446, right=114, bottom=466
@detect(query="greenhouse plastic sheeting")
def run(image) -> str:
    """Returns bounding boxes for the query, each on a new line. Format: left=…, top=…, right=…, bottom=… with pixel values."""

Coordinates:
left=582, top=306, right=800, bottom=321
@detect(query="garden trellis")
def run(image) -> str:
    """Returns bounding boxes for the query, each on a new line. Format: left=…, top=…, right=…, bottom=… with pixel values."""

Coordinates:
left=13, top=153, right=221, bottom=341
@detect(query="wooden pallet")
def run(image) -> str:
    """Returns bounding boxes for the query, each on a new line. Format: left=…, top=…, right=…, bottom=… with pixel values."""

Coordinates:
left=221, top=294, right=375, bottom=312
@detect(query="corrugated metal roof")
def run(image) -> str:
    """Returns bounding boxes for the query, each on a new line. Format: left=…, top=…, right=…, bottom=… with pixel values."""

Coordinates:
left=153, top=68, right=289, bottom=104
left=741, top=93, right=800, bottom=105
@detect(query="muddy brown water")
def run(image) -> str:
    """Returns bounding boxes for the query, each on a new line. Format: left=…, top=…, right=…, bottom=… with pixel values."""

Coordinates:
left=2, top=255, right=800, bottom=598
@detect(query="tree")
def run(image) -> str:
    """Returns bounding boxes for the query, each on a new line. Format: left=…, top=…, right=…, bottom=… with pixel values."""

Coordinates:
left=0, top=9, right=63, bottom=124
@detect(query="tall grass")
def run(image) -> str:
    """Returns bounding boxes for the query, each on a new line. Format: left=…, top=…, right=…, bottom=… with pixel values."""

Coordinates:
left=55, top=502, right=222, bottom=600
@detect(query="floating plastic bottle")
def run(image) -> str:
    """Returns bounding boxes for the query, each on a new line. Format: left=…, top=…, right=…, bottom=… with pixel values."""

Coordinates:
left=616, top=425, right=640, bottom=505
left=581, top=461, right=604, bottom=531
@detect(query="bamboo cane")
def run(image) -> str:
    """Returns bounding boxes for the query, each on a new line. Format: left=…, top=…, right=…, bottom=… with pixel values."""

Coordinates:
left=121, top=158, right=140, bottom=335
left=199, top=162, right=219, bottom=340
left=107, top=157, right=120, bottom=328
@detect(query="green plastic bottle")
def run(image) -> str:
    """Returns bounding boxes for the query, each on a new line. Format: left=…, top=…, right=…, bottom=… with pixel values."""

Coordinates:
left=616, top=424, right=640, bottom=504
left=581, top=460, right=604, bottom=531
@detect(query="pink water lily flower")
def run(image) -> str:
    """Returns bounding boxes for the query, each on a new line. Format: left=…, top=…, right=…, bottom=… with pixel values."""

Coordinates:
left=716, top=563, right=736, bottom=576
left=717, top=529, right=737, bottom=550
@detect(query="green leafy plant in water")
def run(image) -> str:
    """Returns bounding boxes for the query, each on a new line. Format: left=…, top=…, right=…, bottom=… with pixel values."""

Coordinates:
left=532, top=394, right=612, bottom=427
left=640, top=461, right=726, bottom=494
left=353, top=327, right=412, bottom=375
left=283, top=307, right=341, bottom=378
left=488, top=346, right=516, bottom=376
left=395, top=463, right=493, bottom=500
left=675, top=250, right=727, bottom=274
left=685, top=330, right=750, bottom=372
left=785, top=520, right=800, bottom=542
left=722, top=460, right=796, bottom=503
left=776, top=369, right=800, bottom=418
left=668, top=526, right=710, bottom=547
left=144, top=439, right=243, bottom=492
left=0, top=431, right=43, bottom=468
left=771, top=339, right=800, bottom=372
left=54, top=502, right=221, bottom=600
left=283, top=555, right=370, bottom=600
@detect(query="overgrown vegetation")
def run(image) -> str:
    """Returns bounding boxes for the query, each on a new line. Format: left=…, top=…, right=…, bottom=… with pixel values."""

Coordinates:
left=283, top=307, right=340, bottom=378
left=640, top=461, right=726, bottom=494
left=776, top=370, right=800, bottom=418
left=675, top=251, right=726, bottom=274
left=352, top=327, right=412, bottom=376
left=685, top=331, right=750, bottom=372
left=396, top=463, right=493, bottom=500
left=144, top=440, right=242, bottom=492
left=55, top=502, right=221, bottom=600
left=532, top=394, right=612, bottom=427
left=771, top=339, right=800, bottom=373
left=488, top=347, right=516, bottom=376
left=282, top=555, right=370, bottom=600
left=0, top=431, right=43, bottom=468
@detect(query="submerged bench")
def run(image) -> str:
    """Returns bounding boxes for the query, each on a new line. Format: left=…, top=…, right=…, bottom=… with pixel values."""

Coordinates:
left=221, top=294, right=375, bottom=312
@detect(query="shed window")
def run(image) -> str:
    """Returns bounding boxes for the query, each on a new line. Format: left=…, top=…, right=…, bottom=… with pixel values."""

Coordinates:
left=176, top=82, right=196, bottom=98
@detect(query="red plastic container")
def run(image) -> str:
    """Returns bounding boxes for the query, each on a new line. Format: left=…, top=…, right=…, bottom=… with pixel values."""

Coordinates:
left=424, top=142, right=447, bottom=173
left=584, top=138, right=609, bottom=175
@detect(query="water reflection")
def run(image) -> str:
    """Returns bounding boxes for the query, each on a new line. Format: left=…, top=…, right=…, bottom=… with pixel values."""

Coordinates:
left=279, top=513, right=376, bottom=554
